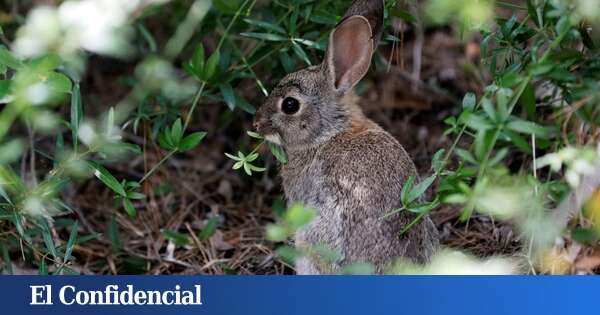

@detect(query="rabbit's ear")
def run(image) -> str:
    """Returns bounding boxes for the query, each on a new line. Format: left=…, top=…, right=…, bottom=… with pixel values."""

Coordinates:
left=324, top=0, right=384, bottom=93
left=342, top=0, right=385, bottom=48
left=325, top=16, right=374, bottom=93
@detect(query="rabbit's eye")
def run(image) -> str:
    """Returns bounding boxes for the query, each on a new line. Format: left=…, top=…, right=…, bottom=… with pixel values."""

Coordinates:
left=281, top=97, right=300, bottom=115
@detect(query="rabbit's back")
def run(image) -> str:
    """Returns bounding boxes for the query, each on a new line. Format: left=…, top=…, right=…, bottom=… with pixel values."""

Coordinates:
left=283, top=120, right=438, bottom=273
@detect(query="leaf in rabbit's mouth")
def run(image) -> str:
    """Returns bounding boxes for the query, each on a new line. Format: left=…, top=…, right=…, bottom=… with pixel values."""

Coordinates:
left=264, top=133, right=282, bottom=146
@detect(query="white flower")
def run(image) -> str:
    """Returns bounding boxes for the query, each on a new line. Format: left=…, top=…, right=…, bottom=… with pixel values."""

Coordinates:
left=13, top=7, right=61, bottom=58
left=425, top=250, right=518, bottom=275
left=78, top=122, right=97, bottom=146
left=536, top=152, right=562, bottom=172
left=577, top=0, right=600, bottom=20
left=13, top=0, right=172, bottom=58
left=572, top=158, right=595, bottom=174
left=23, top=197, right=45, bottom=218
left=25, top=82, right=50, bottom=105
left=565, top=169, right=581, bottom=188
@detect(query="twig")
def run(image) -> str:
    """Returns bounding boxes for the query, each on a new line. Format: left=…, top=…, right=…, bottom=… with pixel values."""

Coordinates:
left=409, top=1, right=423, bottom=91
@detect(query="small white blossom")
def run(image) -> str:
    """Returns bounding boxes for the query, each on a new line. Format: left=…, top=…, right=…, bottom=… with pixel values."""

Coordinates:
left=25, top=82, right=50, bottom=106
left=576, top=0, right=600, bottom=20
left=13, top=7, right=61, bottom=58
left=565, top=169, right=581, bottom=188
left=13, top=0, right=172, bottom=58
left=78, top=122, right=97, bottom=146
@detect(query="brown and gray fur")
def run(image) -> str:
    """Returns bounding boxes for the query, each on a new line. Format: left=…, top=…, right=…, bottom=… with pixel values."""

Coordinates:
left=254, top=0, right=438, bottom=274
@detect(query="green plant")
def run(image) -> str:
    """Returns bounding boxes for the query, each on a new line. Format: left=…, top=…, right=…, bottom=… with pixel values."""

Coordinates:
left=412, top=0, right=600, bottom=269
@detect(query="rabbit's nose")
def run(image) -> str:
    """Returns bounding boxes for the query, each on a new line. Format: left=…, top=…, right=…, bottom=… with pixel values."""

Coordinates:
left=252, top=117, right=261, bottom=131
left=253, top=112, right=264, bottom=131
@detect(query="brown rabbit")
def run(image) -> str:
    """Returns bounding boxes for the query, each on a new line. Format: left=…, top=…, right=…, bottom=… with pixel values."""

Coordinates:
left=254, top=0, right=439, bottom=274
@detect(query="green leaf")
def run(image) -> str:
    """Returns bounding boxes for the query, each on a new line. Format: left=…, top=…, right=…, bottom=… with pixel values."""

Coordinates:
left=87, top=161, right=126, bottom=197
left=519, top=83, right=536, bottom=119
left=29, top=53, right=60, bottom=71
left=526, top=0, right=539, bottom=26
left=63, top=221, right=78, bottom=261
left=474, top=129, right=495, bottom=161
left=1, top=243, right=12, bottom=274
left=407, top=199, right=439, bottom=214
left=462, top=92, right=476, bottom=111
left=431, top=149, right=446, bottom=173
left=161, top=229, right=190, bottom=246
left=234, top=94, right=256, bottom=114
left=455, top=148, right=478, bottom=165
left=107, top=216, right=121, bottom=252
left=106, top=107, right=115, bottom=139
left=247, top=163, right=266, bottom=173
left=481, top=97, right=497, bottom=122
left=240, top=32, right=288, bottom=41
left=289, top=9, right=299, bottom=35
left=246, top=152, right=259, bottom=162
left=444, top=194, right=469, bottom=204
left=465, top=113, right=494, bottom=131
left=506, top=118, right=556, bottom=139
left=126, top=191, right=146, bottom=200
left=171, top=119, right=183, bottom=145
left=502, top=130, right=532, bottom=153
left=276, top=245, right=303, bottom=263
left=191, top=43, right=205, bottom=72
left=266, top=224, right=288, bottom=242
left=279, top=51, right=295, bottom=73
left=571, top=228, right=600, bottom=244
left=489, top=148, right=509, bottom=166
left=0, top=47, right=22, bottom=69
left=340, top=263, right=374, bottom=275
left=158, top=129, right=175, bottom=150
left=203, top=50, right=220, bottom=80
left=247, top=131, right=263, bottom=139
left=407, top=175, right=436, bottom=204
left=401, top=176, right=415, bottom=205
left=38, top=258, right=47, bottom=275
left=198, top=217, right=218, bottom=241
left=0, top=139, right=24, bottom=165
left=555, top=16, right=571, bottom=35
left=243, top=162, right=252, bottom=175
left=219, top=84, right=236, bottom=111
left=285, top=203, right=316, bottom=229
left=292, top=42, right=311, bottom=66
left=39, top=218, right=58, bottom=259
left=225, top=152, right=242, bottom=161
left=122, top=198, right=137, bottom=218
left=268, top=142, right=287, bottom=163
left=0, top=185, right=12, bottom=204
left=244, top=19, right=286, bottom=34
left=179, top=131, right=207, bottom=151
left=0, top=79, right=11, bottom=98
left=46, top=72, right=72, bottom=94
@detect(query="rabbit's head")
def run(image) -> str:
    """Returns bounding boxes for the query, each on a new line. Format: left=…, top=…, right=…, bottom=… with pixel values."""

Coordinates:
left=254, top=0, right=384, bottom=150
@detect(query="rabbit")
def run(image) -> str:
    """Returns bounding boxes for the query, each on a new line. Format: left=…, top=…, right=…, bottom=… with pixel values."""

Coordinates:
left=253, top=0, right=439, bottom=274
